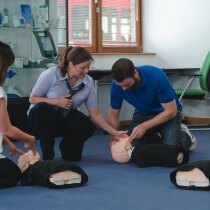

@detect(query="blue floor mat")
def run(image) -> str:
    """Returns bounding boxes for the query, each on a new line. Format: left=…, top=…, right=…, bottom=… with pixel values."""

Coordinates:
left=1, top=129, right=210, bottom=210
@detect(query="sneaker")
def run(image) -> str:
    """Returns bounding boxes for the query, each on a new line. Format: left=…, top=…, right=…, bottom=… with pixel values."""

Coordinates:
left=181, top=123, right=197, bottom=151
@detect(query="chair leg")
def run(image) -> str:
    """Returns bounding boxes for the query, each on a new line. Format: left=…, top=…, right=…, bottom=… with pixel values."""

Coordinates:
left=179, top=76, right=195, bottom=101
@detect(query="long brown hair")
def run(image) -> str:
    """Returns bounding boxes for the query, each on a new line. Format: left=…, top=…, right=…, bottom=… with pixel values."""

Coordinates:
left=0, top=41, right=15, bottom=84
left=58, top=46, right=93, bottom=76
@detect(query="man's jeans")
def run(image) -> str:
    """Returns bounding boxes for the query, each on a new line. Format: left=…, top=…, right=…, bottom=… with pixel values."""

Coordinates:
left=129, top=110, right=182, bottom=147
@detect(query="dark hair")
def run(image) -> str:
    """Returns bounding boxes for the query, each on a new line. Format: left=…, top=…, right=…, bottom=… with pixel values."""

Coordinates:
left=58, top=46, right=93, bottom=76
left=111, top=58, right=135, bottom=82
left=0, top=41, right=15, bottom=84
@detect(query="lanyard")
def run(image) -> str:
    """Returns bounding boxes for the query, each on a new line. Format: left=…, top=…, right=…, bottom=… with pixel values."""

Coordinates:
left=65, top=78, right=85, bottom=98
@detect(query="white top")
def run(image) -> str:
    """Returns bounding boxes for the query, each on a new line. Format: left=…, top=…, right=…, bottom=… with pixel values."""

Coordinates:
left=0, top=86, right=7, bottom=158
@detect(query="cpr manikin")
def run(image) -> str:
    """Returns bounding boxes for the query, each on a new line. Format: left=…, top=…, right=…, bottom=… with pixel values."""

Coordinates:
left=111, top=136, right=189, bottom=167
left=18, top=150, right=88, bottom=188
left=170, top=160, right=210, bottom=190
left=111, top=137, right=133, bottom=163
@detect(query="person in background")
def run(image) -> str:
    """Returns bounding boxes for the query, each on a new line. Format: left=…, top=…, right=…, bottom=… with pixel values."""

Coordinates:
left=108, top=58, right=197, bottom=151
left=0, top=41, right=36, bottom=188
left=28, top=46, right=127, bottom=161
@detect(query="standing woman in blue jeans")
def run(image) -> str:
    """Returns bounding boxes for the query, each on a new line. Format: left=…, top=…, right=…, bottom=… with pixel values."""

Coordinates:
left=28, top=46, right=127, bottom=161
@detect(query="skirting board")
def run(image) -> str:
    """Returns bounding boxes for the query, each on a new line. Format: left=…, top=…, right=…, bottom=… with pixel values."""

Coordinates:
left=184, top=116, right=210, bottom=126
left=120, top=117, right=210, bottom=128
left=120, top=120, right=131, bottom=127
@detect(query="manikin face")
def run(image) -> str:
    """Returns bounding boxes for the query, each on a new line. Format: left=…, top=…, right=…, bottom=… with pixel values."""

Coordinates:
left=18, top=150, right=41, bottom=173
left=69, top=60, right=92, bottom=79
left=111, top=137, right=132, bottom=163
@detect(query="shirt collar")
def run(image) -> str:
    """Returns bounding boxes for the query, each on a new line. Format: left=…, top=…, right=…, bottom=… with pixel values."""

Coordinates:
left=135, top=67, right=146, bottom=91
left=61, top=74, right=88, bottom=87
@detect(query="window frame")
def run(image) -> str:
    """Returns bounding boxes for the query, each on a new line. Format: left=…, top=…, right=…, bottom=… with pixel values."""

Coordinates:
left=59, top=0, right=142, bottom=54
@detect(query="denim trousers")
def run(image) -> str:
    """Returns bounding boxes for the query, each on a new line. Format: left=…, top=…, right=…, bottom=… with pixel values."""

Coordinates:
left=28, top=102, right=96, bottom=160
left=129, top=110, right=182, bottom=147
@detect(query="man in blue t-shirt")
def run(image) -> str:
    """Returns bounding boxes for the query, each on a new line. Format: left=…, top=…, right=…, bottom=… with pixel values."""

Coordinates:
left=108, top=58, right=197, bottom=151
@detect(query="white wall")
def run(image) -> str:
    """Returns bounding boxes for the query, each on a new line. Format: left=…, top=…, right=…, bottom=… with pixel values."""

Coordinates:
left=91, top=0, right=210, bottom=120
left=142, top=0, right=210, bottom=68
left=93, top=0, right=210, bottom=69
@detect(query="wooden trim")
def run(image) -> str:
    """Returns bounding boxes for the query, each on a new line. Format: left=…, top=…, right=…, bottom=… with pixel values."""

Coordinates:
left=91, top=1, right=97, bottom=52
left=119, top=117, right=210, bottom=127
left=97, top=0, right=142, bottom=54
left=184, top=116, right=210, bottom=125
left=119, top=120, right=131, bottom=127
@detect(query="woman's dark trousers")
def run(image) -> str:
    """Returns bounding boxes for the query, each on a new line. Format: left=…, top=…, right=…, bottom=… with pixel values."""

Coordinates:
left=28, top=103, right=96, bottom=160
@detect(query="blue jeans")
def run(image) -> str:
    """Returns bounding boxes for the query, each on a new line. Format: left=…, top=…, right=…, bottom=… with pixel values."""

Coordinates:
left=129, top=110, right=182, bottom=146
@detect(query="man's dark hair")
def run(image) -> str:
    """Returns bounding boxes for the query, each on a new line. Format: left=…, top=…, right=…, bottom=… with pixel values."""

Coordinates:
left=111, top=58, right=135, bottom=82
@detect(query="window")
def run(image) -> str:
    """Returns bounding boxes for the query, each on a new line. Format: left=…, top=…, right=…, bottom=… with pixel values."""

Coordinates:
left=58, top=0, right=142, bottom=54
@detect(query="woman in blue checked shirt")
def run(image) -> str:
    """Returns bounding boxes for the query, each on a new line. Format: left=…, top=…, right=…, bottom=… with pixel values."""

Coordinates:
left=28, top=46, right=127, bottom=161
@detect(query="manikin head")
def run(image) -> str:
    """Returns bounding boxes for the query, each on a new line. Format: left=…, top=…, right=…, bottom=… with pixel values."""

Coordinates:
left=111, top=137, right=133, bottom=163
left=18, top=150, right=41, bottom=173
